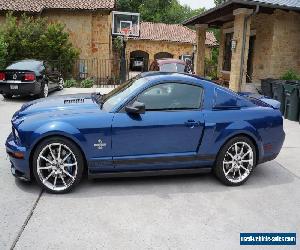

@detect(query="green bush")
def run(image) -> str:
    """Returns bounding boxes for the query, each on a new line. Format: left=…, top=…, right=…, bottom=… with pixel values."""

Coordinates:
left=205, top=57, right=218, bottom=80
left=80, top=78, right=94, bottom=88
left=0, top=34, right=8, bottom=69
left=280, top=69, right=300, bottom=81
left=64, top=79, right=77, bottom=88
left=0, top=12, right=79, bottom=74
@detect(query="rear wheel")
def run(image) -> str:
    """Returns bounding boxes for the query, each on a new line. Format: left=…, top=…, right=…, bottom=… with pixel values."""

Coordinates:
left=214, top=136, right=256, bottom=186
left=39, top=82, right=49, bottom=98
left=2, top=94, right=13, bottom=99
left=32, top=137, right=84, bottom=194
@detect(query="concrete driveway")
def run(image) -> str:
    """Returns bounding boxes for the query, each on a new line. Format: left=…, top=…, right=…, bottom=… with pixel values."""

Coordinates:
left=0, top=88, right=299, bottom=250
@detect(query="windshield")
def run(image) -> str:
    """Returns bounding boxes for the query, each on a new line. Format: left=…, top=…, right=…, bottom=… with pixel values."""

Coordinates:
left=160, top=63, right=185, bottom=73
left=102, top=76, right=148, bottom=111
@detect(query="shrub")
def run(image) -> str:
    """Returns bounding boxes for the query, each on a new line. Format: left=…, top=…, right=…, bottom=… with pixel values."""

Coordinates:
left=80, top=78, right=94, bottom=88
left=64, top=79, right=77, bottom=88
left=0, top=34, right=8, bottom=69
left=280, top=69, right=300, bottom=81
left=205, top=57, right=218, bottom=80
left=0, top=12, right=79, bottom=74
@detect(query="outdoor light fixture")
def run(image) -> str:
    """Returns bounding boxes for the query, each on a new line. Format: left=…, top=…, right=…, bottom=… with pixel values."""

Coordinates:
left=193, top=44, right=197, bottom=52
left=231, top=39, right=237, bottom=51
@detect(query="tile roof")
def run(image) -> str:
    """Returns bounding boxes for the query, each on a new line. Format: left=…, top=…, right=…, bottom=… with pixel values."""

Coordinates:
left=183, top=0, right=300, bottom=26
left=130, top=22, right=218, bottom=46
left=247, top=0, right=300, bottom=8
left=0, top=0, right=115, bottom=12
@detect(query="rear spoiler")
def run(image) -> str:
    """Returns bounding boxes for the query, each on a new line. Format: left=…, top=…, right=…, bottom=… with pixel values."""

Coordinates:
left=238, top=92, right=281, bottom=109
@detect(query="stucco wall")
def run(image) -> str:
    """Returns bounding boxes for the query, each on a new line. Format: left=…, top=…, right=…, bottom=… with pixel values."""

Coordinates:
left=126, top=39, right=211, bottom=63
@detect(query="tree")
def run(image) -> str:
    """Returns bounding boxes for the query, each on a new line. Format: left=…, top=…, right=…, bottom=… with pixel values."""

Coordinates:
left=0, top=12, right=79, bottom=73
left=214, top=0, right=227, bottom=6
left=117, top=0, right=205, bottom=24
left=0, top=34, right=8, bottom=69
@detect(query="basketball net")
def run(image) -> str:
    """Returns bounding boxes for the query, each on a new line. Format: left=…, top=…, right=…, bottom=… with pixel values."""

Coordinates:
left=121, top=27, right=131, bottom=42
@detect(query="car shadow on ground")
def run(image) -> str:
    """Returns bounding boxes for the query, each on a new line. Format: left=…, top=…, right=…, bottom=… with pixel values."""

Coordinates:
left=13, top=161, right=296, bottom=197
left=50, top=161, right=296, bottom=198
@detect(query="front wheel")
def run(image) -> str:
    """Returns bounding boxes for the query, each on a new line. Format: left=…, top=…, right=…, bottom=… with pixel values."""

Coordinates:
left=58, top=77, right=64, bottom=90
left=32, top=137, right=84, bottom=194
left=214, top=136, right=257, bottom=186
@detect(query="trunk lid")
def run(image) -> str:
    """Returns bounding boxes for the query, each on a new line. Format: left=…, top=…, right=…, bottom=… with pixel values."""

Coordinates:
left=239, top=92, right=281, bottom=109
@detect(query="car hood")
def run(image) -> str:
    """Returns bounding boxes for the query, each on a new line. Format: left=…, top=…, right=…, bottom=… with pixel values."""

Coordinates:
left=13, top=93, right=101, bottom=119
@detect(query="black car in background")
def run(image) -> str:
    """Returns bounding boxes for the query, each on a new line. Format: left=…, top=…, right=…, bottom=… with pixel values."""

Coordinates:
left=0, top=59, right=64, bottom=99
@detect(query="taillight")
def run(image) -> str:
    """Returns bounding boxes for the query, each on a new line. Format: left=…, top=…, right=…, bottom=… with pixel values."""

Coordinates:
left=0, top=72, right=5, bottom=81
left=24, top=73, right=35, bottom=81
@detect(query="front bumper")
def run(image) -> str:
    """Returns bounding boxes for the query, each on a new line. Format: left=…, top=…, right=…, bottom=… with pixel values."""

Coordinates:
left=5, top=133, right=31, bottom=181
left=0, top=81, right=41, bottom=96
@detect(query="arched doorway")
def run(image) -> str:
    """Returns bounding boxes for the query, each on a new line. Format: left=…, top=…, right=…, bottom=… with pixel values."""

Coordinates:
left=154, top=52, right=174, bottom=60
left=129, top=50, right=149, bottom=71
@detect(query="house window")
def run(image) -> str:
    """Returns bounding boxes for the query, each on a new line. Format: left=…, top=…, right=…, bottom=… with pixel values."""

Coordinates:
left=223, top=33, right=233, bottom=71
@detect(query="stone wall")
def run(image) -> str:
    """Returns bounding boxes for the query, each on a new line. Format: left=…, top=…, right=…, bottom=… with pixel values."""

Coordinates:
left=126, top=39, right=211, bottom=64
left=251, top=13, right=274, bottom=82
left=217, top=10, right=300, bottom=85
left=269, top=10, right=300, bottom=78
left=44, top=10, right=112, bottom=80
left=44, top=10, right=112, bottom=60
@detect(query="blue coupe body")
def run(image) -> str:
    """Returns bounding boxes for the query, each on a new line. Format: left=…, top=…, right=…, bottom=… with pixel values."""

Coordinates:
left=6, top=73, right=285, bottom=191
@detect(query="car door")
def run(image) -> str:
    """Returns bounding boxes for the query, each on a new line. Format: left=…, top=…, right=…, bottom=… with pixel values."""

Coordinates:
left=112, top=82, right=205, bottom=171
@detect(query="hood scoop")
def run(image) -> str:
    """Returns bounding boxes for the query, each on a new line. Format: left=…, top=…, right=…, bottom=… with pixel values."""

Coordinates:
left=64, top=98, right=85, bottom=104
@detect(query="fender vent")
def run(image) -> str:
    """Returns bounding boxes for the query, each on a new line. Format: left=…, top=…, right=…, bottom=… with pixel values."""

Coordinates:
left=64, top=98, right=85, bottom=104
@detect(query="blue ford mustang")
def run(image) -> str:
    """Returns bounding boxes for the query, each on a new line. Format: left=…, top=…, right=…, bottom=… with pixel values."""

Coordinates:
left=6, top=72, right=285, bottom=193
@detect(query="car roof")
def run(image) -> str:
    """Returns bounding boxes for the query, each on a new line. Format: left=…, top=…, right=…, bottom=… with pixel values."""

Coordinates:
left=11, top=59, right=43, bottom=64
left=157, top=59, right=186, bottom=65
left=139, top=72, right=213, bottom=87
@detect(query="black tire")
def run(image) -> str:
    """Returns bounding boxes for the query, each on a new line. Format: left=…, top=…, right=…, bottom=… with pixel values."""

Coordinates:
left=39, top=82, right=49, bottom=98
left=2, top=93, right=13, bottom=99
left=214, top=136, right=257, bottom=186
left=32, top=136, right=84, bottom=194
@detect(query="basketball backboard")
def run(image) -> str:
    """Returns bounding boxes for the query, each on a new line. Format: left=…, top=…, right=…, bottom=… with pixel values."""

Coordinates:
left=112, top=11, right=140, bottom=37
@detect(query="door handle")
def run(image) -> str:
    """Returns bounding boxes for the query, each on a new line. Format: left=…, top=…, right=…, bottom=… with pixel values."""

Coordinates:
left=185, top=120, right=200, bottom=128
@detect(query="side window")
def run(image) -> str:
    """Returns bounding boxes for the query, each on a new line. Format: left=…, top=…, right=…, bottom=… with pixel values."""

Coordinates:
left=136, top=83, right=203, bottom=111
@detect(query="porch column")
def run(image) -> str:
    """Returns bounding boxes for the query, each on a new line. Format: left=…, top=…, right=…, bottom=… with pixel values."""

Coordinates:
left=229, top=8, right=253, bottom=91
left=195, top=24, right=208, bottom=76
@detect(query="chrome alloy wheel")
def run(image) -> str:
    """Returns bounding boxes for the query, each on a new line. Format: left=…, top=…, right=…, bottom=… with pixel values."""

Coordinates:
left=37, top=143, right=78, bottom=192
left=222, top=142, right=254, bottom=183
left=58, top=78, right=64, bottom=90
left=44, top=83, right=49, bottom=97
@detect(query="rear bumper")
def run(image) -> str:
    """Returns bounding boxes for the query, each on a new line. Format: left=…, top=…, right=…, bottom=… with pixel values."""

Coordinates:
left=0, top=81, right=41, bottom=95
left=259, top=130, right=285, bottom=164
left=5, top=133, right=31, bottom=181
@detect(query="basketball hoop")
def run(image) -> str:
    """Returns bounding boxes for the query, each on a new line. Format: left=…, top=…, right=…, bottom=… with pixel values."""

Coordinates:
left=121, top=27, right=131, bottom=42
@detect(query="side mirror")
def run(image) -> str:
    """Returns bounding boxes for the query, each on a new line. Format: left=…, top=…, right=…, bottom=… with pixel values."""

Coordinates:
left=125, top=101, right=145, bottom=114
